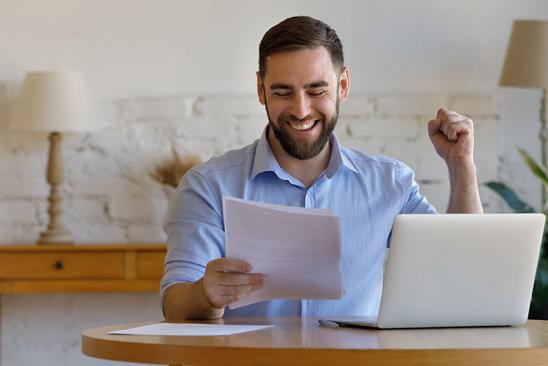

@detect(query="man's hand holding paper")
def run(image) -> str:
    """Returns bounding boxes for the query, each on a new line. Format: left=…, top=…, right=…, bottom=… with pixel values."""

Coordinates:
left=222, top=197, right=344, bottom=309
left=202, top=258, right=264, bottom=309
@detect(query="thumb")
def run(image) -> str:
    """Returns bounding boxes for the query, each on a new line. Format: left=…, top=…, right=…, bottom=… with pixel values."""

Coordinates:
left=427, top=119, right=442, bottom=138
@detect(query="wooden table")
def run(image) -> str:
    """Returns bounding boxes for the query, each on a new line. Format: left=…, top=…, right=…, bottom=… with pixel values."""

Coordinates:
left=82, top=317, right=548, bottom=366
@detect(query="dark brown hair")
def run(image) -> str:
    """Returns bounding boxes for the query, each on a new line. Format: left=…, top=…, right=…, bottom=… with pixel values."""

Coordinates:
left=258, top=16, right=344, bottom=78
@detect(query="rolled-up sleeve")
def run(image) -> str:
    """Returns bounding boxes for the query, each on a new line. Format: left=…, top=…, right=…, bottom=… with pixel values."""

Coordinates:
left=397, top=161, right=438, bottom=214
left=160, top=169, right=225, bottom=301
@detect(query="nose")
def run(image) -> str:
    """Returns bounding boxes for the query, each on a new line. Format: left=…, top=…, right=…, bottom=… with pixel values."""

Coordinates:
left=289, top=92, right=312, bottom=120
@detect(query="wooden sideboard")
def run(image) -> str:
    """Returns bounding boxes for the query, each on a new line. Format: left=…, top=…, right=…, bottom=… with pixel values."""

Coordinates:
left=0, top=244, right=166, bottom=294
left=0, top=243, right=167, bottom=366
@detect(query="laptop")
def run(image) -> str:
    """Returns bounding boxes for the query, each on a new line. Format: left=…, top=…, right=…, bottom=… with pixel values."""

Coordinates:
left=324, top=214, right=545, bottom=329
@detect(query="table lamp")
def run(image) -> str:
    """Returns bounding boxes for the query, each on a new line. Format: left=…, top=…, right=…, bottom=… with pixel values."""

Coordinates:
left=499, top=20, right=548, bottom=203
left=9, top=71, right=95, bottom=244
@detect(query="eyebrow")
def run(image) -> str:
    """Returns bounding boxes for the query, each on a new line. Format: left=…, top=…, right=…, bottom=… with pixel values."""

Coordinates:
left=269, top=81, right=330, bottom=90
left=305, top=81, right=329, bottom=88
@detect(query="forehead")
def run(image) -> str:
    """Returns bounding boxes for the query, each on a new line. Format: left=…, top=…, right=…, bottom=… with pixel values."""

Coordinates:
left=263, top=47, right=337, bottom=86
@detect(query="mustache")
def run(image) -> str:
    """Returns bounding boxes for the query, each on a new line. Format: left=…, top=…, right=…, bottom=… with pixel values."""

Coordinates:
left=281, top=114, right=318, bottom=123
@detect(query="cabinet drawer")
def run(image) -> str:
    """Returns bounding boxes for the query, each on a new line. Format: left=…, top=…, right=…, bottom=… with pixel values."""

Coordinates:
left=0, top=252, right=125, bottom=279
left=136, top=252, right=165, bottom=279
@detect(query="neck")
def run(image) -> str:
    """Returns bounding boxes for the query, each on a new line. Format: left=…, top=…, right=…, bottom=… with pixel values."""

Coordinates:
left=267, top=127, right=331, bottom=187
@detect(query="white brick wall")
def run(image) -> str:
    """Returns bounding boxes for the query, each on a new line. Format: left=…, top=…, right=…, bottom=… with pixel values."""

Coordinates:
left=0, top=201, right=36, bottom=225
left=376, top=95, right=449, bottom=118
left=193, top=96, right=266, bottom=119
left=448, top=95, right=500, bottom=118
left=0, top=153, right=49, bottom=198
left=347, top=117, right=421, bottom=139
left=339, top=96, right=375, bottom=118
left=0, top=92, right=516, bottom=247
left=118, top=96, right=192, bottom=123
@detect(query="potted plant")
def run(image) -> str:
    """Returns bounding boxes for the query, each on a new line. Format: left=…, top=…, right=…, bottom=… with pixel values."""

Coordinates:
left=486, top=148, right=548, bottom=319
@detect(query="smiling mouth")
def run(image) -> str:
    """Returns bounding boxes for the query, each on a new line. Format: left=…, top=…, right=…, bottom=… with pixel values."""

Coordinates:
left=287, top=120, right=319, bottom=131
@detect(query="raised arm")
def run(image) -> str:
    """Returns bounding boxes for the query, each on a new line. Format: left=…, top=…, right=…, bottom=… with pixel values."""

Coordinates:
left=427, top=107, right=484, bottom=214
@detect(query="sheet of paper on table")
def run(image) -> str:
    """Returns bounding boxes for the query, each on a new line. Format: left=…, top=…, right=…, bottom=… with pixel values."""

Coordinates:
left=109, top=323, right=274, bottom=336
left=223, top=196, right=343, bottom=309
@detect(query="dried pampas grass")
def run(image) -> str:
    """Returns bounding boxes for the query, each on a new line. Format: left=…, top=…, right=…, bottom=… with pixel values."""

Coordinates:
left=151, top=147, right=201, bottom=188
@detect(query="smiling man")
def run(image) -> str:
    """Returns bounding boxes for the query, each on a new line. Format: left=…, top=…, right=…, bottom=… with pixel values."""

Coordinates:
left=259, top=46, right=345, bottom=187
left=161, top=16, right=483, bottom=321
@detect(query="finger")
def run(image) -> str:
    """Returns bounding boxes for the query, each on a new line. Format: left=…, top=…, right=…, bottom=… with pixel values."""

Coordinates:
left=439, top=116, right=471, bottom=136
left=437, top=108, right=468, bottom=125
left=218, top=282, right=263, bottom=296
left=427, top=118, right=442, bottom=137
left=206, top=280, right=263, bottom=308
left=437, top=107, right=467, bottom=124
left=221, top=292, right=253, bottom=305
left=429, top=116, right=473, bottom=144
left=445, top=117, right=473, bottom=137
left=446, top=122, right=472, bottom=141
left=216, top=272, right=264, bottom=286
left=436, top=107, right=448, bottom=120
left=208, top=257, right=252, bottom=273
left=436, top=107, right=460, bottom=120
left=434, top=108, right=460, bottom=136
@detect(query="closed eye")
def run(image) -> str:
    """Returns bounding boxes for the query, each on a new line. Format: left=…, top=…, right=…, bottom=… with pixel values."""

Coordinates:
left=273, top=92, right=291, bottom=97
left=308, top=90, right=327, bottom=97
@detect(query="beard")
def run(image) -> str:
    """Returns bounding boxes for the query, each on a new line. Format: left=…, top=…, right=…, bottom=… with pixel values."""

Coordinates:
left=265, top=100, right=339, bottom=160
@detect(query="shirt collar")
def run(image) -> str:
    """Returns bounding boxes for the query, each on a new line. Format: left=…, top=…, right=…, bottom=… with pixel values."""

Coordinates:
left=251, top=126, right=290, bottom=182
left=325, top=132, right=359, bottom=178
left=251, top=126, right=359, bottom=181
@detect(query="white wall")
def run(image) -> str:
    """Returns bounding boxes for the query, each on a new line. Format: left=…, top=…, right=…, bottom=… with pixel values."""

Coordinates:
left=0, top=1, right=546, bottom=365
left=1, top=0, right=547, bottom=96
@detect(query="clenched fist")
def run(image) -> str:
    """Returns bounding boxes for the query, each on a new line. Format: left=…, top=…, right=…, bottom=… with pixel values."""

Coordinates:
left=428, top=107, right=474, bottom=164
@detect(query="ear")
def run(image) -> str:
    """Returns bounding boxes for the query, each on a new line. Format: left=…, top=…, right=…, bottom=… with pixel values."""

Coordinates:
left=338, top=67, right=350, bottom=101
left=257, top=71, right=266, bottom=105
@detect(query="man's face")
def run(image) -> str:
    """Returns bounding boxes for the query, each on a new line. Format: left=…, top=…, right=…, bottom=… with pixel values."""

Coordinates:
left=257, top=47, right=349, bottom=160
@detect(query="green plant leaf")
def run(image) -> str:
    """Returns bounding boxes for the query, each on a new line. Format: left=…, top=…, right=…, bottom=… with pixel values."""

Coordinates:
left=484, top=181, right=535, bottom=213
left=532, top=236, right=548, bottom=313
left=518, top=148, right=548, bottom=186
left=537, top=258, right=548, bottom=286
left=531, top=280, right=548, bottom=312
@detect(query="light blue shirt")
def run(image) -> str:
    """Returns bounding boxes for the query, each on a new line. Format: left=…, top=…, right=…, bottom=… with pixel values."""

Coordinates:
left=161, top=127, right=437, bottom=317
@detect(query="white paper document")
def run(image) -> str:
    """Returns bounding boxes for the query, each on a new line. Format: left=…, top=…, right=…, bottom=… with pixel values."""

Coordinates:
left=223, top=197, right=343, bottom=309
left=109, top=323, right=274, bottom=336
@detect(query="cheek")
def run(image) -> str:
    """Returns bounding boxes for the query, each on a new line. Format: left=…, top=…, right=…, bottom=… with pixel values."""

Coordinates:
left=314, top=98, right=337, bottom=117
left=266, top=99, right=287, bottom=120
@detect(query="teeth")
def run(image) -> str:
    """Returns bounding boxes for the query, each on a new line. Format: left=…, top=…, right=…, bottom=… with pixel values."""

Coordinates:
left=289, top=121, right=315, bottom=131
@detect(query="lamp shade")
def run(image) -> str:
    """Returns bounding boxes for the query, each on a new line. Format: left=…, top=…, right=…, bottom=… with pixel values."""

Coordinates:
left=499, top=20, right=548, bottom=88
left=9, top=71, right=95, bottom=132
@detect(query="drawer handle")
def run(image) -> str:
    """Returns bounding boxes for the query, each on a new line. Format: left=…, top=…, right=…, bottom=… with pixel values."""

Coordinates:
left=54, top=260, right=64, bottom=270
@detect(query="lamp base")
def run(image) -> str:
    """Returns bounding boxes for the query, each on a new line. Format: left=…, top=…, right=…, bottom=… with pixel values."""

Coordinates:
left=38, top=228, right=74, bottom=245
left=36, top=132, right=75, bottom=246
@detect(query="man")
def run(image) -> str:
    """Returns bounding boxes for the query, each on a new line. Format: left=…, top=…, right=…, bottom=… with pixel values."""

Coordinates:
left=161, top=16, right=483, bottom=321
